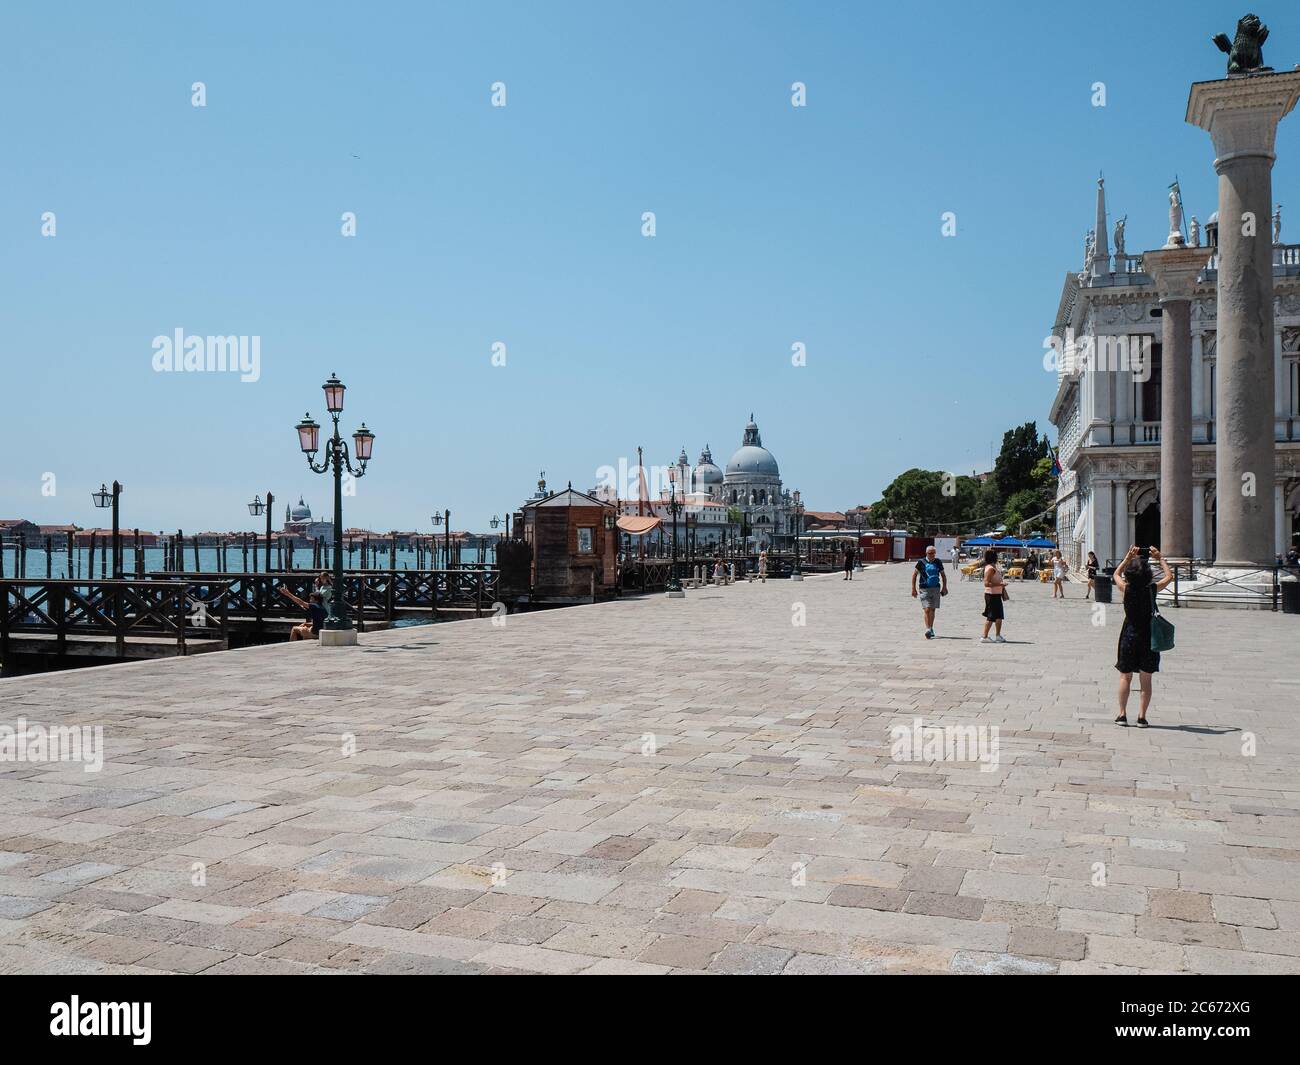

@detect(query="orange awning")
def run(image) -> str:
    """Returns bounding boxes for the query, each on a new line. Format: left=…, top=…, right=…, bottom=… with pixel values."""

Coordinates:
left=616, top=516, right=663, bottom=535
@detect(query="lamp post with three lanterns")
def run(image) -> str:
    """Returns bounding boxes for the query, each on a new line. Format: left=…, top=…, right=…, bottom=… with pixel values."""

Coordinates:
left=294, top=374, right=375, bottom=646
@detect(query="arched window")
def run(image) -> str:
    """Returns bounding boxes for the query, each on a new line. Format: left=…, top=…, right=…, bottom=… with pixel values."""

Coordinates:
left=759, top=490, right=767, bottom=504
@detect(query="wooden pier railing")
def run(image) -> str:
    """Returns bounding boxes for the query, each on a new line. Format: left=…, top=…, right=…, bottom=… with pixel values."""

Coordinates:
left=1, top=568, right=502, bottom=669
left=147, top=568, right=501, bottom=632
left=0, top=577, right=229, bottom=663
left=618, top=553, right=804, bottom=591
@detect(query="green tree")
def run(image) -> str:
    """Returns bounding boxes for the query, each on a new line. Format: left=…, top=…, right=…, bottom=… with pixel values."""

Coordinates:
left=990, top=422, right=1051, bottom=506
left=867, top=469, right=983, bottom=532
left=1004, top=488, right=1050, bottom=532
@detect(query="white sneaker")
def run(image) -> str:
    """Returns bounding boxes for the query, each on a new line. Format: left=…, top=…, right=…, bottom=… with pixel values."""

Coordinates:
left=979, top=636, right=992, bottom=643
left=994, top=635, right=1007, bottom=643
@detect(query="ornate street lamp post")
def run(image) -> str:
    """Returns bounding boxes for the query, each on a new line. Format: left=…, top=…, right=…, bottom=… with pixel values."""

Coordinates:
left=666, top=467, right=684, bottom=598
left=791, top=490, right=805, bottom=581
left=248, top=492, right=275, bottom=572
left=91, top=481, right=123, bottom=579
left=294, top=374, right=374, bottom=646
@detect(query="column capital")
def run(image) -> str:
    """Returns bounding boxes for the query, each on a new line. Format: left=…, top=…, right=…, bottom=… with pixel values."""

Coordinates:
left=1186, top=70, right=1300, bottom=166
left=1142, top=246, right=1214, bottom=300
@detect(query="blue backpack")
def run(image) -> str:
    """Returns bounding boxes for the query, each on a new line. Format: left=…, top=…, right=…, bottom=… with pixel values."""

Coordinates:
left=917, top=559, right=942, bottom=589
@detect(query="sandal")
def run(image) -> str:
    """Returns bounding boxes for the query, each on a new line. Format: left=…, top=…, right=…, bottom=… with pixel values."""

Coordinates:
left=1114, top=714, right=1128, bottom=726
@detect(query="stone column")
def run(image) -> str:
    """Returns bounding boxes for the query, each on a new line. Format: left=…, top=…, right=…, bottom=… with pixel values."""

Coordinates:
left=1276, top=483, right=1287, bottom=556
left=1187, top=72, right=1300, bottom=567
left=1192, top=481, right=1207, bottom=559
left=1190, top=332, right=1205, bottom=429
left=1092, top=479, right=1114, bottom=565
left=1143, top=247, right=1213, bottom=560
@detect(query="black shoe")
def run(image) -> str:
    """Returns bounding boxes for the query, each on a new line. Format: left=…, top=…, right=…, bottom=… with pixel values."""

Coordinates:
left=1136, top=717, right=1149, bottom=728
left=1114, top=714, right=1128, bottom=726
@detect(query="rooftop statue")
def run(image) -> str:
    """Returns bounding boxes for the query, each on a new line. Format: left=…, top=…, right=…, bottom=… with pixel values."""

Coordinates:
left=1213, top=13, right=1270, bottom=74
left=1114, top=215, right=1127, bottom=256
left=1167, top=181, right=1185, bottom=246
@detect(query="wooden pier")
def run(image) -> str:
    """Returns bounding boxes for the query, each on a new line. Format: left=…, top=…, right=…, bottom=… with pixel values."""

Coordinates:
left=0, top=568, right=500, bottom=675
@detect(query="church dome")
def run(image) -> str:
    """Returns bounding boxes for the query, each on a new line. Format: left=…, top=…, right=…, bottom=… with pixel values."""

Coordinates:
left=726, top=446, right=779, bottom=477
left=725, top=416, right=779, bottom=479
left=693, top=445, right=723, bottom=489
left=290, top=497, right=312, bottom=522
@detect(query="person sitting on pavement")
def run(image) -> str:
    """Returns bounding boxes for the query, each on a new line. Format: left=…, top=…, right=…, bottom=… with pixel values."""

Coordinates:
left=279, top=587, right=327, bottom=641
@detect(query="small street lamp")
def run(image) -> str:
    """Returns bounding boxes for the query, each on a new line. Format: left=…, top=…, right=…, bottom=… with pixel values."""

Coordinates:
left=851, top=509, right=866, bottom=569
left=666, top=467, right=685, bottom=598
left=791, top=490, right=805, bottom=581
left=432, top=509, right=451, bottom=569
left=247, top=491, right=275, bottom=572
left=294, top=374, right=374, bottom=646
left=92, top=481, right=123, bottom=579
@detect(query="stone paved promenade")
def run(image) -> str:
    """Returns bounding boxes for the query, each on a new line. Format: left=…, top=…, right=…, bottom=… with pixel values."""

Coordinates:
left=2, top=563, right=1299, bottom=974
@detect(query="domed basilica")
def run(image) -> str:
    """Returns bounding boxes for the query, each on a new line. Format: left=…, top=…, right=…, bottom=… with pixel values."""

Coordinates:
left=673, top=415, right=794, bottom=547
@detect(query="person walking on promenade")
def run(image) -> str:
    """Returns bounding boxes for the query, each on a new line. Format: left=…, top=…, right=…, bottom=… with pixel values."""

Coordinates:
left=950, top=543, right=960, bottom=572
left=911, top=544, right=947, bottom=639
left=278, top=587, right=327, bottom=641
left=1084, top=551, right=1099, bottom=599
left=1050, top=550, right=1069, bottom=599
left=758, top=548, right=767, bottom=583
left=842, top=542, right=855, bottom=580
left=1112, top=545, right=1174, bottom=727
left=979, top=548, right=1007, bottom=643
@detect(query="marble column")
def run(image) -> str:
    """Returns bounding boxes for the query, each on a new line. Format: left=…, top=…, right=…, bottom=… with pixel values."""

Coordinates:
left=1142, top=247, right=1212, bottom=560
left=1092, top=479, right=1114, bottom=565
left=1192, top=481, right=1207, bottom=559
left=1191, top=332, right=1205, bottom=424
left=1276, top=483, right=1287, bottom=556
left=1187, top=72, right=1300, bottom=566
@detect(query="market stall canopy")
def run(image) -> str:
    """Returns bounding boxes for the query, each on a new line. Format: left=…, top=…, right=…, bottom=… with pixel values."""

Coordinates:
left=616, top=515, right=663, bottom=535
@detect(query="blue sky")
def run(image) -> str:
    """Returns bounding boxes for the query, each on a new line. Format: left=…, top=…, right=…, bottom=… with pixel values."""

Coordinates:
left=3, top=0, right=1297, bottom=532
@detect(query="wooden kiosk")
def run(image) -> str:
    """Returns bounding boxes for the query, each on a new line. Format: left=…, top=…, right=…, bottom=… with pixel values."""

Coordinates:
left=519, top=486, right=618, bottom=604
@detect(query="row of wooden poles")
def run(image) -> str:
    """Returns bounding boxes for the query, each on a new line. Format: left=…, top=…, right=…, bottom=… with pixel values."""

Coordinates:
left=0, top=530, right=493, bottom=580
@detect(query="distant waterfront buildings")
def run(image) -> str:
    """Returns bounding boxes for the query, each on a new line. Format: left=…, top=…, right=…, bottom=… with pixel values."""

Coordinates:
left=590, top=414, right=800, bottom=551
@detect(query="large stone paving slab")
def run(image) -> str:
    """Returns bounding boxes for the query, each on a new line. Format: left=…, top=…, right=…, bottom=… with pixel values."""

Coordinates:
left=1, top=564, right=1298, bottom=974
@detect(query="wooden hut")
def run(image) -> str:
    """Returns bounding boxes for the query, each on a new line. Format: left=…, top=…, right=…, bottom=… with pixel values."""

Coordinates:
left=520, top=486, right=618, bottom=603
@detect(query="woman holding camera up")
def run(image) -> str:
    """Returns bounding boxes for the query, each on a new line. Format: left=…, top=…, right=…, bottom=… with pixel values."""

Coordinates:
left=1112, top=545, right=1174, bottom=727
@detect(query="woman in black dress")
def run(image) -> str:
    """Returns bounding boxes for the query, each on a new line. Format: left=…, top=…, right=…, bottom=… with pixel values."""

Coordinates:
left=1084, top=551, right=1099, bottom=599
left=1112, top=546, right=1174, bottom=727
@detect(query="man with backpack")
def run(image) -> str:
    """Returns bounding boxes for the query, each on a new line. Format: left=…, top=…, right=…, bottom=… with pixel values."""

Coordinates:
left=911, top=544, right=948, bottom=640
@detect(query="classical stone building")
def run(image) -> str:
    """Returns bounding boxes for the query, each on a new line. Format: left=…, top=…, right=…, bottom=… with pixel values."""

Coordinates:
left=687, top=416, right=794, bottom=549
left=281, top=496, right=333, bottom=544
left=1049, top=179, right=1300, bottom=568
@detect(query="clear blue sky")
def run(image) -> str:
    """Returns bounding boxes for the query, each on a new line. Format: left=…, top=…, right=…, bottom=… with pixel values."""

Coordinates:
left=3, top=0, right=1297, bottom=533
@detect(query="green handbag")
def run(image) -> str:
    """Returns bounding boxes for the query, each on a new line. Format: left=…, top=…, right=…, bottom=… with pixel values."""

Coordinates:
left=1150, top=589, right=1175, bottom=653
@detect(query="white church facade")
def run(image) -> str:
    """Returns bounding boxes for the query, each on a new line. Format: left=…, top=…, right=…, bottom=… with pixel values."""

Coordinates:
left=1048, top=178, right=1300, bottom=569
